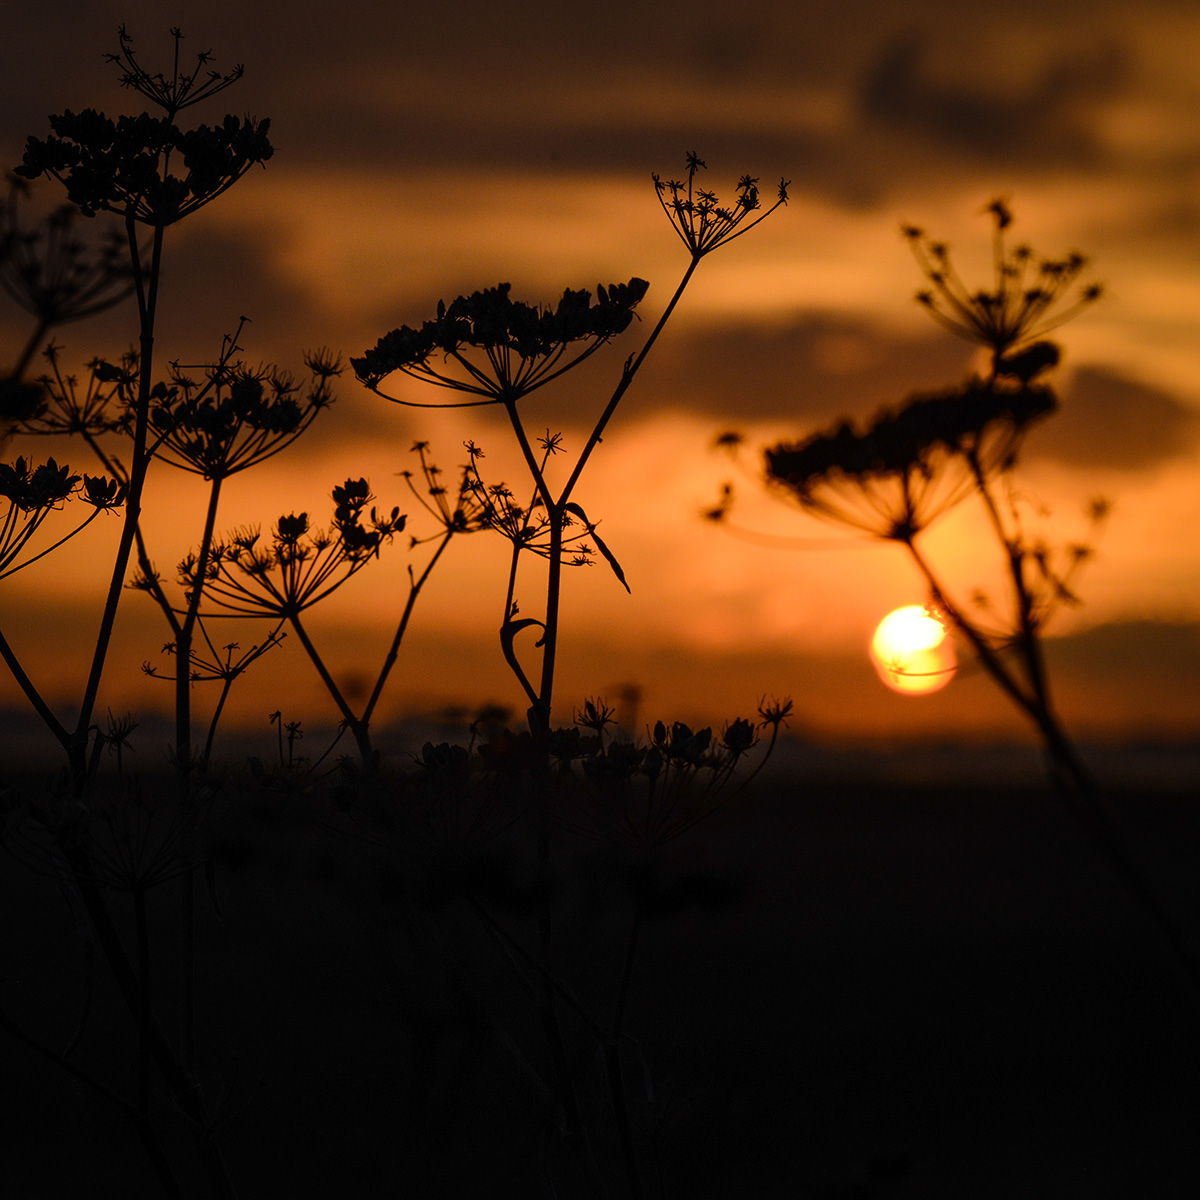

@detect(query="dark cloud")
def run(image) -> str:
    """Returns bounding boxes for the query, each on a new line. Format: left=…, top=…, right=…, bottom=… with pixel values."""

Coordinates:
left=1031, top=366, right=1200, bottom=471
left=634, top=312, right=974, bottom=426
left=1047, top=619, right=1200, bottom=706
left=859, top=31, right=1126, bottom=165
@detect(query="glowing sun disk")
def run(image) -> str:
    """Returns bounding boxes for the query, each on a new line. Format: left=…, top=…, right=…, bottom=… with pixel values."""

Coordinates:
left=871, top=605, right=956, bottom=695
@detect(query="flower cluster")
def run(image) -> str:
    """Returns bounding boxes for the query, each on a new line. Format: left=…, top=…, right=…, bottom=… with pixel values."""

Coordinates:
left=478, top=483, right=597, bottom=566
left=179, top=480, right=404, bottom=617
left=16, top=30, right=270, bottom=226
left=904, top=199, right=1102, bottom=364
left=0, top=175, right=132, bottom=327
left=17, top=111, right=273, bottom=226
left=761, top=205, right=1096, bottom=543
left=400, top=440, right=491, bottom=545
left=654, top=152, right=789, bottom=258
left=1, top=455, right=124, bottom=578
left=144, top=625, right=285, bottom=687
left=381, top=697, right=789, bottom=868
left=764, top=377, right=1057, bottom=541
left=105, top=25, right=245, bottom=117
left=423, top=696, right=792, bottom=848
left=351, top=279, right=650, bottom=399
left=148, top=347, right=339, bottom=478
left=22, top=343, right=133, bottom=440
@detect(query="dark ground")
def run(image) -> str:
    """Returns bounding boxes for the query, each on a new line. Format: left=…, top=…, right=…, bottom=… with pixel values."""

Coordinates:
left=3, top=762, right=1199, bottom=1198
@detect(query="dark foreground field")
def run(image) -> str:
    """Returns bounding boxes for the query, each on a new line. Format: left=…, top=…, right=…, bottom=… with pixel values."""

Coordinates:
left=4, top=755, right=1199, bottom=1198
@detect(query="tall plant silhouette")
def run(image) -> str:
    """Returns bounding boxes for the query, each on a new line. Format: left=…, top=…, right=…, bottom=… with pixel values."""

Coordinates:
left=351, top=154, right=788, bottom=1200
left=355, top=154, right=788, bottom=739
left=760, top=203, right=1100, bottom=787
left=720, top=201, right=1196, bottom=980
left=10, top=25, right=272, bottom=784
left=1, top=29, right=274, bottom=1198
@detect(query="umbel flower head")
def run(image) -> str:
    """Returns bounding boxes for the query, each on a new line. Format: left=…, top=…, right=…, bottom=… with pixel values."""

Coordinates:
left=147, top=345, right=340, bottom=478
left=400, top=440, right=490, bottom=545
left=16, top=27, right=271, bottom=226
left=182, top=480, right=404, bottom=617
left=904, top=199, right=1102, bottom=365
left=764, top=376, right=1057, bottom=541
left=0, top=174, right=133, bottom=327
left=654, top=152, right=789, bottom=258
left=1, top=454, right=125, bottom=578
left=20, top=342, right=134, bottom=440
left=351, top=279, right=650, bottom=401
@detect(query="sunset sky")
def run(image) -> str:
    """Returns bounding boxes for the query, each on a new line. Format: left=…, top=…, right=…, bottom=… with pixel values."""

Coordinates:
left=3, top=0, right=1200, bottom=759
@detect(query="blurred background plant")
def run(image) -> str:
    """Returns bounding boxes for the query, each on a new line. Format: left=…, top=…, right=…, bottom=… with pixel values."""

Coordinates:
left=713, top=201, right=1197, bottom=984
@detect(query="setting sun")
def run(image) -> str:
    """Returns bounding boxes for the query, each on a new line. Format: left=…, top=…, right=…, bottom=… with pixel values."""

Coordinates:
left=870, top=605, right=957, bottom=695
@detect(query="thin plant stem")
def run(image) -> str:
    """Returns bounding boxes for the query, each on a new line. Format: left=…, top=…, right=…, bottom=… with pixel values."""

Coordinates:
left=288, top=610, right=371, bottom=762
left=905, top=538, right=1200, bottom=985
left=362, top=528, right=455, bottom=728
left=11, top=317, right=50, bottom=380
left=175, top=474, right=225, bottom=777
left=73, top=220, right=165, bottom=784
left=0, top=624, right=70, bottom=749
left=560, top=257, right=699, bottom=509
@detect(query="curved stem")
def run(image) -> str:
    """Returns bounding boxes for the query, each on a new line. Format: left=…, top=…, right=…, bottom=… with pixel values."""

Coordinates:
left=533, top=514, right=564, bottom=737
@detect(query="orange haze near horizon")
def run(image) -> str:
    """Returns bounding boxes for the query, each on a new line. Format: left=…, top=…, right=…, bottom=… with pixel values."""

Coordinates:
left=3, top=1, right=1200, bottom=765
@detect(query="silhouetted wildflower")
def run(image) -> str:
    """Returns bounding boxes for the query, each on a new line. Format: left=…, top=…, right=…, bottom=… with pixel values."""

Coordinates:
left=351, top=279, right=650, bottom=400
left=764, top=377, right=1056, bottom=540
left=904, top=200, right=1101, bottom=365
left=399, top=440, right=490, bottom=545
left=1, top=454, right=124, bottom=578
left=17, top=29, right=271, bottom=226
left=21, top=343, right=132, bottom=439
left=148, top=341, right=338, bottom=478
left=106, top=25, right=245, bottom=116
left=476, top=482, right=595, bottom=565
left=0, top=175, right=133, bottom=328
left=144, top=626, right=284, bottom=686
left=653, top=153, right=789, bottom=258
left=190, top=480, right=404, bottom=617
left=549, top=696, right=790, bottom=845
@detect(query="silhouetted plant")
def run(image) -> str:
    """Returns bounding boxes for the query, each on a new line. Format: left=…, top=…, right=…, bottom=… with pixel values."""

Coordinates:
left=356, top=154, right=787, bottom=739
left=142, top=625, right=287, bottom=768
left=186, top=443, right=493, bottom=766
left=758, top=203, right=1102, bottom=779
left=350, top=153, right=787, bottom=1199
left=186, top=475, right=410, bottom=762
left=2, top=30, right=275, bottom=1199
left=0, top=454, right=124, bottom=579
left=339, top=694, right=790, bottom=1200
left=0, top=174, right=133, bottom=381
left=10, top=26, right=273, bottom=786
left=721, top=201, right=1197, bottom=983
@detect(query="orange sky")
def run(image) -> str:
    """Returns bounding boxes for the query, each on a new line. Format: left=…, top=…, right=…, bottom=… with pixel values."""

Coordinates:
left=3, top=1, right=1200, bottom=763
